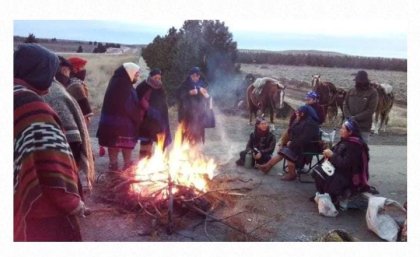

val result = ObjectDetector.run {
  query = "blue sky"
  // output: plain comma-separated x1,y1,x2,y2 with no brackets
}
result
14,20,406,59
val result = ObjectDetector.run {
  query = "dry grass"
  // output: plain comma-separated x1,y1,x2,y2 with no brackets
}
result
61,52,143,111
240,63,407,104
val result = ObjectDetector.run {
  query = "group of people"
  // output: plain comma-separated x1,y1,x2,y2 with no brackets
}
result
13,42,378,241
236,70,378,206
96,65,212,171
13,43,214,241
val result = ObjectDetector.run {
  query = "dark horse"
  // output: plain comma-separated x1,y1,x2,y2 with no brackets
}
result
311,74,346,122
247,77,286,124
371,83,394,134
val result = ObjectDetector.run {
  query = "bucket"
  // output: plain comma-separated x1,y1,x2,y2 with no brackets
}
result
244,151,254,168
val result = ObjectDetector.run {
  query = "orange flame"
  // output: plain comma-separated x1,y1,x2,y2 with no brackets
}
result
130,123,216,199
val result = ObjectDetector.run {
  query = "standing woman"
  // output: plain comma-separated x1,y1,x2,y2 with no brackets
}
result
96,62,142,171
177,67,210,144
136,68,172,159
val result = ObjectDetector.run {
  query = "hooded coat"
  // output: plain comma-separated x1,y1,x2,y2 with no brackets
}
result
96,65,142,149
14,44,82,241
177,77,208,144
136,77,172,148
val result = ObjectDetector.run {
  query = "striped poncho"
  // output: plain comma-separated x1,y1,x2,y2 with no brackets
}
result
14,82,82,241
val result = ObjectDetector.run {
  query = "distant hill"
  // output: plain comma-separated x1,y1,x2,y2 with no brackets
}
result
239,49,347,57
13,35,145,53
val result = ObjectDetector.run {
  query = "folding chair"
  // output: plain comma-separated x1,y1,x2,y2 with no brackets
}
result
282,129,336,183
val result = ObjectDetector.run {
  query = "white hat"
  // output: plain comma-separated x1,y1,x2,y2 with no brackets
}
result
123,62,140,82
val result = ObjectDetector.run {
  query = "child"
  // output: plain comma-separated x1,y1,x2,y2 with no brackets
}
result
236,117,276,167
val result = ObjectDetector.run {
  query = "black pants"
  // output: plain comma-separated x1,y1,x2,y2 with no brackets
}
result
239,150,271,165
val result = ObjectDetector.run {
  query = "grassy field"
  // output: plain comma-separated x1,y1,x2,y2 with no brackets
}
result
59,51,406,132
60,52,143,111
240,63,407,105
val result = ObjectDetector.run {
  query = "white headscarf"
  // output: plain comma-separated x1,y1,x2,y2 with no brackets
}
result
123,62,140,83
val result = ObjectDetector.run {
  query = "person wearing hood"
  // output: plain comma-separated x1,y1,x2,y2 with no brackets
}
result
177,66,210,144
235,116,276,167
343,70,378,143
67,56,94,126
135,68,172,159
96,62,142,171
14,44,86,241
257,105,320,181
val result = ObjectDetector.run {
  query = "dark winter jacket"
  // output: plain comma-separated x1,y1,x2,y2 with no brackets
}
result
329,136,370,192
343,85,378,132
313,136,370,201
246,130,276,156
287,115,320,167
177,77,208,143
136,78,172,148
289,103,324,125
96,65,142,149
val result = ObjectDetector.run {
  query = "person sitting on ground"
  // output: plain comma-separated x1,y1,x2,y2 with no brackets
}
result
256,105,320,181
236,116,276,167
312,118,372,206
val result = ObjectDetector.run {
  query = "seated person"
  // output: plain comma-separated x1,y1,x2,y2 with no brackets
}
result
257,105,320,181
312,118,372,205
279,91,324,147
236,117,276,167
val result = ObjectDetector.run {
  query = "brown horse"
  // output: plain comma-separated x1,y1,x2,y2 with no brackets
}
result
371,83,394,134
247,77,286,124
311,74,346,122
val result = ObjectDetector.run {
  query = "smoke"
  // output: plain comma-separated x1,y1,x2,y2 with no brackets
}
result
202,105,250,166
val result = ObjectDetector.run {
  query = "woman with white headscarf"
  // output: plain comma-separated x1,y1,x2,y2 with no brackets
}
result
96,62,142,171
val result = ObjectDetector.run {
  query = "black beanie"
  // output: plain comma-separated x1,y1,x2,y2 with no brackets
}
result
149,68,162,77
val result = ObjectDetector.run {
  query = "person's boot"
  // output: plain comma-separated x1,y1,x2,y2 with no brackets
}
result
280,169,297,181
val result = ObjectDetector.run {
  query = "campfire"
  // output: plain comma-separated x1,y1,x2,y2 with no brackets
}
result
99,123,219,234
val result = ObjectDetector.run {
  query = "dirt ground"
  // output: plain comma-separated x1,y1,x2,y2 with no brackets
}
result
80,100,407,242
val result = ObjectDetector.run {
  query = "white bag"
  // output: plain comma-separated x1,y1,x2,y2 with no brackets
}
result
365,195,406,241
321,159,335,176
314,192,338,217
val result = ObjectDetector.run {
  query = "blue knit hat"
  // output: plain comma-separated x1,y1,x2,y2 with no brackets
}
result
149,68,161,77
189,66,201,75
305,91,319,100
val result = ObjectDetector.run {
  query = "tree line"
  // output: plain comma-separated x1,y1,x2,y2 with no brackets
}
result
237,51,407,72
20,33,121,53
141,20,239,104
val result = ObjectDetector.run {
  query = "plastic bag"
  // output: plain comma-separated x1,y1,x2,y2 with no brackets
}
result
314,192,338,217
365,195,406,241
